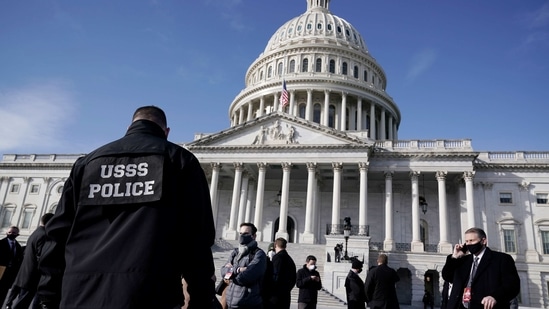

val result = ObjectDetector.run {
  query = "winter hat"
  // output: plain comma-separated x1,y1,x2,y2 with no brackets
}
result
351,258,363,269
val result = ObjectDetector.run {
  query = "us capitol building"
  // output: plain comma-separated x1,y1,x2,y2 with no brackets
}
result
1,0,548,307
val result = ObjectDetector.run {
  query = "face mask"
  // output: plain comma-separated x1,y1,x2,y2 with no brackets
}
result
239,234,253,245
6,234,17,240
466,241,484,255
357,269,363,274
307,265,316,271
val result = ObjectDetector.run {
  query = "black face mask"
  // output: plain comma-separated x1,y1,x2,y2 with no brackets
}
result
239,234,253,245
6,234,17,240
357,269,363,274
466,241,484,255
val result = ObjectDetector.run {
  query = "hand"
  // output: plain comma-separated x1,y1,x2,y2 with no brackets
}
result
238,267,247,273
481,296,496,309
452,244,466,258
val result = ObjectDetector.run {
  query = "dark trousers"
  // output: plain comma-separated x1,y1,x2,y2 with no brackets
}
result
347,300,366,309
5,286,41,309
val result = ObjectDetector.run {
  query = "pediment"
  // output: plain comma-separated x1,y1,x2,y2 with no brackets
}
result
186,112,369,148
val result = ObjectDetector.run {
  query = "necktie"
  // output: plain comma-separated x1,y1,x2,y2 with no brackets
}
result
463,257,479,308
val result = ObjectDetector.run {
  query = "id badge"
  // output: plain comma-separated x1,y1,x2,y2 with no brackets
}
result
463,287,472,302
224,272,233,280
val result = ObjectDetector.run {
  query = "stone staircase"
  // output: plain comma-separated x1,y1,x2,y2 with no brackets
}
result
212,239,346,307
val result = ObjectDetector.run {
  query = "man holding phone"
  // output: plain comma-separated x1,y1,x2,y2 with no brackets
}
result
441,227,520,309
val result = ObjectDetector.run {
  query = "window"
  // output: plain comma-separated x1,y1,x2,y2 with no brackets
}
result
327,24,332,31
277,62,283,76
268,66,272,78
307,23,312,30
21,208,34,229
536,193,548,205
353,66,359,78
329,60,335,73
328,105,336,128
30,184,40,194
542,231,549,254
260,71,263,80
289,60,295,73
503,229,516,253
342,62,348,75
1,207,13,228
317,23,322,30
364,70,368,81
499,192,513,204
9,184,20,194
315,58,322,72
313,104,321,124
302,58,308,72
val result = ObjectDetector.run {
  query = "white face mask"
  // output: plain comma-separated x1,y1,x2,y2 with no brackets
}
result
307,265,316,271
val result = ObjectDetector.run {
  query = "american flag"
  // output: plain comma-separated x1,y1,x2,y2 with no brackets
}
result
280,80,289,108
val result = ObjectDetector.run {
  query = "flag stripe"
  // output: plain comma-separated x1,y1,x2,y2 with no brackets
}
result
280,80,289,107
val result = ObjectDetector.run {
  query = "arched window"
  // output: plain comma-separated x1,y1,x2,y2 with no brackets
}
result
315,58,322,72
342,62,348,75
302,58,309,72
268,66,273,78
328,105,336,128
278,62,283,76
363,70,368,81
353,66,359,78
313,104,321,124
299,104,306,118
329,60,335,73
289,60,296,73
260,70,264,80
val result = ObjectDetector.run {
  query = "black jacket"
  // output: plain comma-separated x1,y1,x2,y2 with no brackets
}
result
296,264,322,304
364,264,400,309
13,225,47,290
345,270,366,305
38,120,216,309
271,249,297,303
441,247,520,309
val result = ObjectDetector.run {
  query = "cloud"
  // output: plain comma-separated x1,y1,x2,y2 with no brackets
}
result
0,82,77,154
405,49,437,82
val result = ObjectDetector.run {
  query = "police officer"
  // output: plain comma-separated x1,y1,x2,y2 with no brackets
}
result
37,106,216,309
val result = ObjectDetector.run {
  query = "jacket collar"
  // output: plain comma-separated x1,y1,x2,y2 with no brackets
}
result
125,120,167,139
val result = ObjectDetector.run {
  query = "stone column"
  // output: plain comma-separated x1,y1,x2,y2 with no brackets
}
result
380,109,386,140
254,163,268,241
323,90,330,126
226,163,243,240
357,98,363,131
289,90,296,116
383,171,394,251
209,163,222,226
273,92,279,113
237,173,249,230
302,162,317,243
245,179,254,222
437,171,452,252
411,171,423,252
341,92,347,131
306,89,313,121
238,108,244,125
358,162,369,235
330,163,343,234
464,171,475,228
370,103,376,139
259,97,265,117
276,162,292,240
388,116,393,140
247,101,253,121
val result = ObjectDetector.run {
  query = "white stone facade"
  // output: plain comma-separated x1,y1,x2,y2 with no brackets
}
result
1,1,549,307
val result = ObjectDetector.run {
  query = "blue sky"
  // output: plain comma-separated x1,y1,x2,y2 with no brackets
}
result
1,0,548,155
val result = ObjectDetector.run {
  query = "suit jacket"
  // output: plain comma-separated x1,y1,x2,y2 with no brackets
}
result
0,237,23,269
364,264,400,309
271,249,296,304
441,247,520,309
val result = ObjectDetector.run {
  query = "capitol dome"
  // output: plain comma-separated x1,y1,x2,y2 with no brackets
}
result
229,0,401,141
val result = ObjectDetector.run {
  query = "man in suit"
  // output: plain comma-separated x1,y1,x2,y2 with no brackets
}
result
364,253,400,309
442,227,520,309
269,237,296,309
345,258,366,309
0,226,23,306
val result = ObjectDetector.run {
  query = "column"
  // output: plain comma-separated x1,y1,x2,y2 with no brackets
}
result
302,162,317,243
238,108,244,125
273,92,279,112
357,98,363,131
259,96,265,117
254,163,268,241
245,180,254,222
209,163,222,226
289,90,296,117
380,109,386,140
323,90,330,126
226,163,243,240
464,171,475,228
437,171,452,253
247,101,253,121
276,162,292,240
237,173,249,225
305,89,313,121
410,172,423,252
341,92,347,131
383,171,394,251
358,162,369,235
388,116,394,140
370,103,376,139
330,163,342,234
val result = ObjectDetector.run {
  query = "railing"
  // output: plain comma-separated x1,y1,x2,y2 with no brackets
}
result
325,224,369,236
369,242,438,253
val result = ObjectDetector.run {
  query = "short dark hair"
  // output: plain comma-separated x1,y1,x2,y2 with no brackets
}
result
41,213,54,225
239,222,257,235
377,253,388,265
465,227,487,240
132,106,167,129
306,255,317,263
275,237,287,249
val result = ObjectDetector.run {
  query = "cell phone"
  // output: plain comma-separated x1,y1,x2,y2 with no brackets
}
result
460,243,468,253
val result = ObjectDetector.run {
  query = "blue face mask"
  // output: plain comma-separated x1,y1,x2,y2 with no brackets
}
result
239,234,253,245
